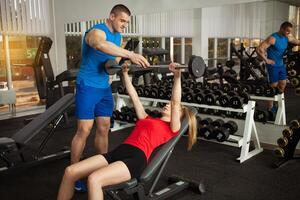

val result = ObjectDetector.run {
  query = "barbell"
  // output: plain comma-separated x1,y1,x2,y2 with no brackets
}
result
105,55,206,79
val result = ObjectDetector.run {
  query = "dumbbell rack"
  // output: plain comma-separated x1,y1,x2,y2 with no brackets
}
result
115,94,263,163
250,93,286,125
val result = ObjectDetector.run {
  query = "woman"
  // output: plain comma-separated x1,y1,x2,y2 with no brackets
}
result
57,63,197,200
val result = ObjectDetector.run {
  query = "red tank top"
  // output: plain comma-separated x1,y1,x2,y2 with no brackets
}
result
123,116,179,161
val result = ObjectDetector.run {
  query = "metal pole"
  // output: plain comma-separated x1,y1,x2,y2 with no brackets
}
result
4,34,13,90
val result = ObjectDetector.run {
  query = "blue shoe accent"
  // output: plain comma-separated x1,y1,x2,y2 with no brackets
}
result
75,180,87,193
271,106,278,113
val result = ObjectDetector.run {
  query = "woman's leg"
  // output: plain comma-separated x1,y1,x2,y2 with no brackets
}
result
87,161,131,200
57,154,109,200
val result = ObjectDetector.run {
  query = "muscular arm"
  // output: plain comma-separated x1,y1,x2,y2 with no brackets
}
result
169,65,181,132
288,36,300,46
86,29,149,67
86,29,132,58
122,70,147,120
256,36,275,63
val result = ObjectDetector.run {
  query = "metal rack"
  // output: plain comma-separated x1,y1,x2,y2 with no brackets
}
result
115,94,263,163
250,93,286,125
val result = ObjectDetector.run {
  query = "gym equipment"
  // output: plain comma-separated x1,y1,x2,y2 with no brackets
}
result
273,127,300,168
289,119,300,129
105,56,206,79
229,92,249,109
282,128,293,138
33,37,78,108
214,121,238,142
104,108,205,200
201,119,224,140
0,93,74,172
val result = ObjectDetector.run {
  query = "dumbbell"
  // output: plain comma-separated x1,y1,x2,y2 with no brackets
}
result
229,92,250,108
194,89,205,104
274,147,286,157
254,85,264,96
213,120,238,142
289,119,300,129
230,84,241,94
282,128,293,138
143,85,152,97
240,84,252,94
210,83,220,90
222,83,231,93
291,78,300,87
277,137,288,148
157,87,168,99
112,110,121,120
288,69,297,77
198,118,213,137
219,91,237,107
264,85,277,97
213,121,238,142
183,88,194,102
201,119,224,140
117,85,126,94
149,86,159,98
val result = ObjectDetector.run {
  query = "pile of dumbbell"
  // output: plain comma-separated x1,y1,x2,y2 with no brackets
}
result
113,106,162,123
197,117,238,142
286,50,300,96
274,119,300,158
113,106,137,123
254,109,275,122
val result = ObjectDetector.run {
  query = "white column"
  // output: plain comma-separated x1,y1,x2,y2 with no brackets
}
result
227,38,231,59
170,37,174,62
4,35,13,90
214,38,218,67
138,36,143,54
181,37,185,64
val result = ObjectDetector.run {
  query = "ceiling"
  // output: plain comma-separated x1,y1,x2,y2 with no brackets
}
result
279,0,300,7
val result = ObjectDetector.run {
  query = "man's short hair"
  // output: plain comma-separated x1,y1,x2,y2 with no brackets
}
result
280,21,293,29
110,4,131,16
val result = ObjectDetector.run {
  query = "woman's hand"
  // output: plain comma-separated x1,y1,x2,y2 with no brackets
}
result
169,63,181,78
122,63,130,75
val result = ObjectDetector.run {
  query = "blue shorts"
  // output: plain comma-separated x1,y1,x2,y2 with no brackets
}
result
75,82,114,119
266,65,286,84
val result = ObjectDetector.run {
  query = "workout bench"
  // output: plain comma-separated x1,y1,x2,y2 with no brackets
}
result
104,107,205,200
0,93,74,173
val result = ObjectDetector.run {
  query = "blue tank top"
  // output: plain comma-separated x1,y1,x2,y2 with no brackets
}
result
266,32,288,67
77,23,122,88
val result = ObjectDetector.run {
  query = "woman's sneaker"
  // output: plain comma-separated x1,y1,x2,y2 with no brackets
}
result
75,180,87,193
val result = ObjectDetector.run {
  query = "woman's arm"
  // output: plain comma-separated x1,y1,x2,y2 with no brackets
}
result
169,64,182,132
122,65,148,119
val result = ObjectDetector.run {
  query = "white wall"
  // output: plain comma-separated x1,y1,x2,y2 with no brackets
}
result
198,0,290,59
52,0,265,74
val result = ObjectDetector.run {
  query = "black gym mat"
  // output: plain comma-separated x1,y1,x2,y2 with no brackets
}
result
0,115,300,200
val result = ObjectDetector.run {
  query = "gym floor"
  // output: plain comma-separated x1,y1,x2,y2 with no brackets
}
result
0,87,299,200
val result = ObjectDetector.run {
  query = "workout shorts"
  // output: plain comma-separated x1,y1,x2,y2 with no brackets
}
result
103,144,147,179
75,81,114,119
266,64,287,84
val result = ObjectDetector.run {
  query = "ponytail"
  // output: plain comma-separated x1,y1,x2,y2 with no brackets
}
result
181,106,197,150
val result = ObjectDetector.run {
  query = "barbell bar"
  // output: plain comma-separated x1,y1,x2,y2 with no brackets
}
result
105,55,206,79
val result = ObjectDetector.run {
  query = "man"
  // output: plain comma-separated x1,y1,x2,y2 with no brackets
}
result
257,21,300,112
72,4,150,191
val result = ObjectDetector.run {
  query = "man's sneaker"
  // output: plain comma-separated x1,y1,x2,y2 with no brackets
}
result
271,106,278,114
75,180,87,193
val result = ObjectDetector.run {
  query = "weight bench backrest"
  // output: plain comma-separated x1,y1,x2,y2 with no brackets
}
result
139,107,197,183
12,93,75,146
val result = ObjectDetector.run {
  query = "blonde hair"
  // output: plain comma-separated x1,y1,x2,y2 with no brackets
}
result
181,106,197,150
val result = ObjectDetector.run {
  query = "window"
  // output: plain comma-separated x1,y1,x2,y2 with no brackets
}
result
208,38,215,67
0,35,41,111
185,38,192,64
173,38,182,63
217,38,228,64
65,36,82,69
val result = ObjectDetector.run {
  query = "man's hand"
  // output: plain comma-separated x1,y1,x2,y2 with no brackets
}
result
169,63,181,78
266,59,275,65
128,52,150,68
108,75,113,84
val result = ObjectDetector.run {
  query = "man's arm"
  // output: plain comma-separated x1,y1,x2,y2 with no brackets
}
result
86,29,149,67
288,35,300,46
122,65,148,120
256,36,276,65
169,64,181,133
